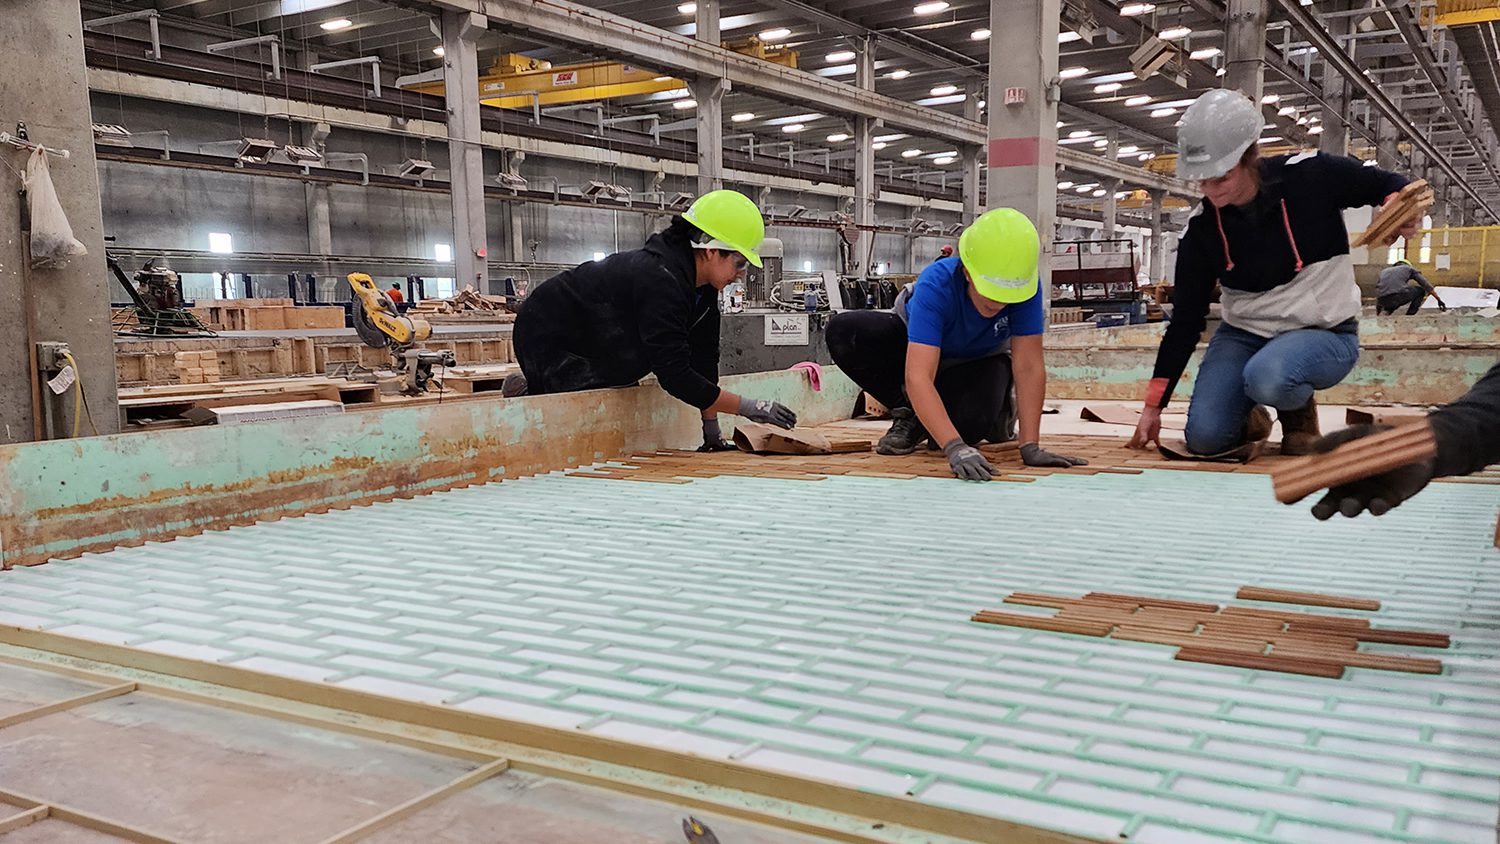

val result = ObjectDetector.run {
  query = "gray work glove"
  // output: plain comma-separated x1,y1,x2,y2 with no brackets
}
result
1303,424,1435,519
738,396,798,430
943,437,996,482
697,416,736,452
1020,442,1089,468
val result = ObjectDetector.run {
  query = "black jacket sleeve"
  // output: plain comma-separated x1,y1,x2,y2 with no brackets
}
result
1429,361,1500,478
632,263,721,410
1149,217,1217,407
687,289,722,389
1315,153,1408,209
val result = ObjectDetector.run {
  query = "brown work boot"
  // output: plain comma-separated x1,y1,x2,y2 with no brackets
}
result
1277,398,1321,456
1244,405,1273,443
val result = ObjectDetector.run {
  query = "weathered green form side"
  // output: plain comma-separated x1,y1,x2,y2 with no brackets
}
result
0,368,858,569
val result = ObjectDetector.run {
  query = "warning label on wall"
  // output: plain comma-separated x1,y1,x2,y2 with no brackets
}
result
764,314,810,346
552,71,578,86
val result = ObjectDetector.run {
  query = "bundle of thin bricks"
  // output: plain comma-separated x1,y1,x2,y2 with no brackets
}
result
1351,179,1434,247
972,586,1450,679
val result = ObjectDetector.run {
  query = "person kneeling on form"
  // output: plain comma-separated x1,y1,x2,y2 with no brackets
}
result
827,208,1086,481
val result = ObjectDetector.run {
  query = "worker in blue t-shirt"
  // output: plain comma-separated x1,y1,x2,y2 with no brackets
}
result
827,208,1086,480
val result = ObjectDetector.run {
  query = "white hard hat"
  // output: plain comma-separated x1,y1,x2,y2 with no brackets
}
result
1176,89,1263,181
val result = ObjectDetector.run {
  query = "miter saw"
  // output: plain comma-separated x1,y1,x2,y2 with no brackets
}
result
346,272,454,395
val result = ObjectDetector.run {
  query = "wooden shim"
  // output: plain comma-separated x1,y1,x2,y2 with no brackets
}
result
1265,646,1444,675
1219,606,1371,628
1108,628,1207,648
0,806,48,835
1002,593,1079,609
1268,634,1361,653
0,787,188,844
970,611,1113,637
1236,586,1381,612
1271,421,1437,503
0,681,136,730
1084,592,1220,613
1176,646,1345,678
1283,622,1450,648
314,757,511,844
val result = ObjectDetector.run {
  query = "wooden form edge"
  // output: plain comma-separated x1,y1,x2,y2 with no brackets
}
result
0,786,186,844
313,758,511,844
0,681,136,731
0,629,1108,844
0,805,49,836
1271,423,1437,503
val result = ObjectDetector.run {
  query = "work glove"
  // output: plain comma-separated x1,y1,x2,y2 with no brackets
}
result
1020,442,1089,467
1302,424,1435,520
697,416,736,452
943,437,996,482
738,396,798,430
1438,301,1448,312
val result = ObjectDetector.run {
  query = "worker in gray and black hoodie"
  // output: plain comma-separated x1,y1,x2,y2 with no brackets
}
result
1128,89,1418,457
1375,259,1446,316
506,190,798,448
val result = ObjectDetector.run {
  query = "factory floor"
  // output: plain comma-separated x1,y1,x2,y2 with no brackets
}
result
1,416,1497,843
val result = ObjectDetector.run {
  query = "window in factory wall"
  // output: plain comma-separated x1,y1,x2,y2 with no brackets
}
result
802,260,813,272
429,243,455,299
1420,215,1432,264
208,232,234,254
593,252,608,262
434,243,453,263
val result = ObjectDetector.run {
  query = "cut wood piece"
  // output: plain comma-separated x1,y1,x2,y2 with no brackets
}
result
1268,634,1361,653
1236,586,1381,612
1084,592,1221,613
1271,408,1437,503
970,610,1113,637
1080,404,1186,429
1352,179,1432,247
1176,646,1345,678
1220,606,1371,628
1265,646,1444,675
1282,622,1450,648
1109,628,1207,648
1002,592,1081,609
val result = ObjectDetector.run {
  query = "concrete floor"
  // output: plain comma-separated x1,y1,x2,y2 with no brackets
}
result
3,445,1497,843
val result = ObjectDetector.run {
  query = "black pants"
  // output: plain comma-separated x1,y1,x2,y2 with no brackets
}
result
826,310,1014,444
1376,287,1425,316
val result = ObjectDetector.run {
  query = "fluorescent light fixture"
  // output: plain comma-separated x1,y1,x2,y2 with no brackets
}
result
1068,130,1092,139
1125,95,1153,106
283,144,322,164
872,142,887,150
494,171,526,191
1059,66,1089,79
971,28,991,40
1057,181,1074,189
1297,116,1309,125
758,27,791,40
1278,106,1295,116
678,2,696,11
1120,3,1156,15
320,18,352,31
826,133,849,142
92,123,132,145
1309,125,1324,134
1093,139,1108,148
888,68,910,79
208,232,233,254
660,88,691,99
1094,82,1122,93
1092,72,1138,83
1117,144,1138,154
1189,46,1222,60
1057,121,1067,128
1259,136,1282,144
673,99,697,109
782,123,805,133
1217,67,1226,76
1261,93,1279,104
930,84,958,96
432,46,445,56
1139,152,1153,160
1150,107,1178,117
873,133,908,142
901,148,922,158
435,243,452,262
1092,189,1107,197
826,50,855,62
1076,186,1092,194
1159,26,1191,40
398,158,435,179
1059,31,1081,43
932,156,955,165
913,0,950,13
977,100,985,109
731,112,755,122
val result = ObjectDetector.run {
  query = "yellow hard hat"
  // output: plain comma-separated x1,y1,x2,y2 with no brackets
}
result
683,190,766,268
958,208,1040,303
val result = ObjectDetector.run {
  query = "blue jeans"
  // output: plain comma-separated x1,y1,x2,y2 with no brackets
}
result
1184,323,1359,454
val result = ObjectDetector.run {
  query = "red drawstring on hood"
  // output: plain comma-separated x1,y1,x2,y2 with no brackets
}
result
1213,198,1304,275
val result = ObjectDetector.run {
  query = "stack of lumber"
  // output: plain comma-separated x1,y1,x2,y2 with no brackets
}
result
971,587,1449,678
190,299,345,331
409,287,517,324
1352,179,1433,247
1049,306,1085,326
173,350,221,384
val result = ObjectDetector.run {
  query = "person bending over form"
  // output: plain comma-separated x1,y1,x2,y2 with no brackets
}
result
1129,89,1418,457
828,208,1086,481
1374,259,1446,316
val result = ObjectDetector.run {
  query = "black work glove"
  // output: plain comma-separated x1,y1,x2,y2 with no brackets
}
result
1304,424,1436,520
1438,301,1448,312
737,397,798,430
697,416,736,452
943,437,996,481
1020,442,1089,467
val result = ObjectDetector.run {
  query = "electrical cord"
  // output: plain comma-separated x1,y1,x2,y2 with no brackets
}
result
58,351,99,437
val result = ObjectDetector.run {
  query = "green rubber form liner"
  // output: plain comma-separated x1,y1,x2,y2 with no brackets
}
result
2,467,1497,842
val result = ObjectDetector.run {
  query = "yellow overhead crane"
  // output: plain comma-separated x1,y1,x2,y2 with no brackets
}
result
1429,0,1500,26
408,39,798,109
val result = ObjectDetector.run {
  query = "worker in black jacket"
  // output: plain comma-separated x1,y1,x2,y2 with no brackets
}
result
1128,89,1417,458
1294,360,1500,518
506,190,797,449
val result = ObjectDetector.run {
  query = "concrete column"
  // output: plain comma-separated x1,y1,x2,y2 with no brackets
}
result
1149,190,1166,282
692,0,725,196
853,36,878,273
960,82,982,226
985,0,1060,259
1376,116,1400,170
1101,130,1120,240
0,0,121,441
1319,1,1351,156
1224,0,1269,103
442,11,489,291
299,123,332,255
508,202,526,262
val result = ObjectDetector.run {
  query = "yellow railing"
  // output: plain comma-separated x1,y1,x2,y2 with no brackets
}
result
1369,226,1498,288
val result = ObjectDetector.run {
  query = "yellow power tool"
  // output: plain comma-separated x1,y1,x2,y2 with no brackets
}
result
346,272,453,394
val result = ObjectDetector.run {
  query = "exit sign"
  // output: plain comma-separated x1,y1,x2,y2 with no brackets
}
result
1004,86,1027,105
